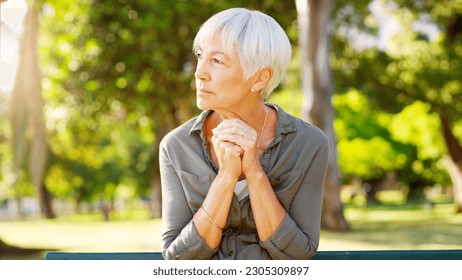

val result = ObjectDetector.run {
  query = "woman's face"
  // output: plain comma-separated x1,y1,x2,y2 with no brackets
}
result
194,33,254,112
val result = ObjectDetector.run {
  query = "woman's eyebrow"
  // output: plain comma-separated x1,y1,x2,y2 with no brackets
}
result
197,46,229,57
210,51,229,58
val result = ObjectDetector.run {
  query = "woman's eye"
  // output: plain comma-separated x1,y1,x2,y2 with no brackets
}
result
195,52,202,59
213,57,222,64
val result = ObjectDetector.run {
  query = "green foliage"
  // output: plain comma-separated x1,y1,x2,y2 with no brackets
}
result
338,137,401,180
334,90,407,180
389,101,445,160
390,101,450,186
334,89,391,140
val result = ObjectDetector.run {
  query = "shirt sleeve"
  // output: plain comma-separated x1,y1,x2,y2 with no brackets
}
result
160,140,218,260
260,140,329,259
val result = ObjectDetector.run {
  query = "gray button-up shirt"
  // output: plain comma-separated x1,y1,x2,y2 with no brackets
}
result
160,103,329,259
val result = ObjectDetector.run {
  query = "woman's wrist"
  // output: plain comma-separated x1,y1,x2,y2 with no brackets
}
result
243,156,265,177
244,167,266,182
200,206,224,230
217,167,240,180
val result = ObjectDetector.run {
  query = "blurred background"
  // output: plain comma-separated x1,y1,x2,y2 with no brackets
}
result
0,0,461,259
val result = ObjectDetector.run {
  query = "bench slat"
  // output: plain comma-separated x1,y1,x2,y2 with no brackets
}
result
45,250,462,260
313,250,462,260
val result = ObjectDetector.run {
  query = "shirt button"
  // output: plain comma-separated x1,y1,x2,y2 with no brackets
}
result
264,153,270,159
228,251,234,256
232,209,239,216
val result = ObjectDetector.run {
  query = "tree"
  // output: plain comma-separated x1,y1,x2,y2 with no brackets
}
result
332,0,462,211
295,0,349,231
384,0,462,209
8,0,54,218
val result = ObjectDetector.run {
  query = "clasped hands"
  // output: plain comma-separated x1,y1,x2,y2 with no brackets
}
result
211,118,262,179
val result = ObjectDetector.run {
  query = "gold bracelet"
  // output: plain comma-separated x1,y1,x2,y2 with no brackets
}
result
200,206,223,230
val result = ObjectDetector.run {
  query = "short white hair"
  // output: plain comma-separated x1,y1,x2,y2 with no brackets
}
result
193,8,292,99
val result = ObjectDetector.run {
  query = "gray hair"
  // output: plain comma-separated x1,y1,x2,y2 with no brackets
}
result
193,8,292,99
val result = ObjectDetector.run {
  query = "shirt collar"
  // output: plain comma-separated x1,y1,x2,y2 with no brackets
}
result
189,110,212,135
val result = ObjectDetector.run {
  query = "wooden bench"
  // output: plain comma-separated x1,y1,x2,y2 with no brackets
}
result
45,249,462,260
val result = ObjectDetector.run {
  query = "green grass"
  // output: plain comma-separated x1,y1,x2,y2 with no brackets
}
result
0,211,162,254
1,201,461,259
319,202,462,251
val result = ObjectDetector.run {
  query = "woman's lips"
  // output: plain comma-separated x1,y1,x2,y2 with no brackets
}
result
197,88,214,95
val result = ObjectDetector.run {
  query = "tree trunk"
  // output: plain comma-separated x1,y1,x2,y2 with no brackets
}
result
407,179,427,203
10,1,54,218
440,115,462,213
296,0,349,231
39,181,55,219
9,3,28,218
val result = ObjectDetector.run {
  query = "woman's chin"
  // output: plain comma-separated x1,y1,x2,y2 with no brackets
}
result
196,99,212,111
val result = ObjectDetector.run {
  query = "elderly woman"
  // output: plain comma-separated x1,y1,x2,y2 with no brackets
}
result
160,8,329,260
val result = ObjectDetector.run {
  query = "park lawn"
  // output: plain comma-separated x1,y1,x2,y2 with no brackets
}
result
0,210,163,254
319,203,462,251
0,202,461,257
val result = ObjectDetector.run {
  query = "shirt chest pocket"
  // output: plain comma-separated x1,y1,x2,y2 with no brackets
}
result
178,170,216,210
268,170,304,212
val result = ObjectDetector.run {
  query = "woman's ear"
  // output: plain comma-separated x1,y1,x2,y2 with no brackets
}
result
252,67,273,92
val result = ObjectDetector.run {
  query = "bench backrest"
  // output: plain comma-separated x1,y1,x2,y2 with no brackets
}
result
45,250,462,260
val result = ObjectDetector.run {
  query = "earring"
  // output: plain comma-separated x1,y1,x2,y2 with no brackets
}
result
251,88,255,92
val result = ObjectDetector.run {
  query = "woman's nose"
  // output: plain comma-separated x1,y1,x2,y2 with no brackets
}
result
194,60,210,81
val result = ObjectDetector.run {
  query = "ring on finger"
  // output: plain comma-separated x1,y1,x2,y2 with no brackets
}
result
240,128,247,138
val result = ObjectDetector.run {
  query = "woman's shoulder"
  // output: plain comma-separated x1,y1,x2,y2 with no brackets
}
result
159,117,199,149
293,117,328,144
160,110,212,150
273,103,328,145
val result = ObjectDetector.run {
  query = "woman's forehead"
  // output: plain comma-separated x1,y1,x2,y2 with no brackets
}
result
196,32,236,56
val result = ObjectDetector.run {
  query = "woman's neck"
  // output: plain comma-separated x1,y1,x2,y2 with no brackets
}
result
215,102,269,132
